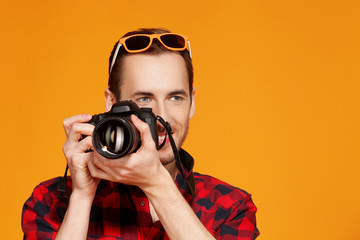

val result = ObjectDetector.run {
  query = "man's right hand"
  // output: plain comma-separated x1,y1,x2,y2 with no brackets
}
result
62,114,100,199
55,114,99,239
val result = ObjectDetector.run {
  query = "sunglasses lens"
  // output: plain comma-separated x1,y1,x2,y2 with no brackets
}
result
160,34,186,49
125,36,151,51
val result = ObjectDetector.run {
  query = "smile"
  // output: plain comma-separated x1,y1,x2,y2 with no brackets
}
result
158,132,172,146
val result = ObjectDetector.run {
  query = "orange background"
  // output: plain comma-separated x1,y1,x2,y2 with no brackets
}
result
1,1,359,239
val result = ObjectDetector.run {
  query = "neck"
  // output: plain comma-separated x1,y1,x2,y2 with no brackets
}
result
164,161,179,180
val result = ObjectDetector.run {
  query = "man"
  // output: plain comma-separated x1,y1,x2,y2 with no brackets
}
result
22,28,259,239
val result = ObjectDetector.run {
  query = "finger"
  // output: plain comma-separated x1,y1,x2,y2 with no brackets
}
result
63,137,93,161
74,135,93,153
92,150,131,168
87,159,106,179
75,151,93,166
63,114,92,137
65,151,93,174
89,156,122,181
67,122,94,144
131,114,156,149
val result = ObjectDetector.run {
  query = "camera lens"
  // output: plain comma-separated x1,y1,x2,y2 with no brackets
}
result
93,117,140,158
103,124,124,153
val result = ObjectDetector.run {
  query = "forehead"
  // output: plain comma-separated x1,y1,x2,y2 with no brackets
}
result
120,53,189,95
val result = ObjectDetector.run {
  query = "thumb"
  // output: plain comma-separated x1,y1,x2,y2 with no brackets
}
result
131,114,156,149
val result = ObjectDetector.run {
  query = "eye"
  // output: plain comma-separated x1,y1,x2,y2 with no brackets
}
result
138,97,150,102
170,96,183,101
135,96,152,106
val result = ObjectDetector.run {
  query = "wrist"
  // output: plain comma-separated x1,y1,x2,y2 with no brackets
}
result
70,188,96,204
56,186,94,240
141,167,177,199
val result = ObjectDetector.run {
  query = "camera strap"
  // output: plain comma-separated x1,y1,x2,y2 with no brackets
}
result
57,164,69,199
156,116,195,197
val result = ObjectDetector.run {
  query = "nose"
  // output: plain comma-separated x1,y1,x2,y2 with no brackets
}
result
152,101,169,121
151,102,170,130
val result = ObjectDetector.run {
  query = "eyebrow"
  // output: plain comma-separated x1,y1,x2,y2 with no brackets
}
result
131,89,188,98
168,89,188,96
132,91,154,97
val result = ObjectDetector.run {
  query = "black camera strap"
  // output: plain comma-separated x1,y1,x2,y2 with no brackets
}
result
57,164,69,198
156,116,195,197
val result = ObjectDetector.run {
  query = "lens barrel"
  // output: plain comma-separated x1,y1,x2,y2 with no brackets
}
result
92,117,140,159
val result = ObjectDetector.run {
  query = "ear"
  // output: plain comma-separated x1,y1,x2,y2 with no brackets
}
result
105,88,117,112
189,87,196,119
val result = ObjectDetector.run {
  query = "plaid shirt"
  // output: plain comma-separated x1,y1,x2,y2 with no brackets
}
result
22,149,259,239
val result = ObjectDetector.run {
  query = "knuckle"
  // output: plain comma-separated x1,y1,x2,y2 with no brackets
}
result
62,149,72,161
103,160,111,167
72,122,81,130
139,122,150,132
143,122,150,130
62,143,70,155
89,167,97,177
62,118,69,127
62,145,67,154
83,135,92,144
69,123,82,136
115,173,122,182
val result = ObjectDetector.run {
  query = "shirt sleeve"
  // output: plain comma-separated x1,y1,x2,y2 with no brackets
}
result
22,180,66,240
213,194,260,240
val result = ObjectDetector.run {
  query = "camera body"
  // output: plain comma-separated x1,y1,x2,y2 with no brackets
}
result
88,100,159,159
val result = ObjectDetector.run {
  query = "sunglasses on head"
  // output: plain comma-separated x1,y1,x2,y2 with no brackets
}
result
110,33,191,73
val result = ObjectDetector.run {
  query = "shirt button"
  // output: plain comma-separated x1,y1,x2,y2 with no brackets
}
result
140,201,145,206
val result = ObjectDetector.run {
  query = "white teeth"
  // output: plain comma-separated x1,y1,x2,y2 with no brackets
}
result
158,135,166,144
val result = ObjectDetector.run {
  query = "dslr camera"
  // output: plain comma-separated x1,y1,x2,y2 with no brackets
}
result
88,100,159,159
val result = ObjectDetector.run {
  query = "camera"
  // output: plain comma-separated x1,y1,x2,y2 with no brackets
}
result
87,100,159,159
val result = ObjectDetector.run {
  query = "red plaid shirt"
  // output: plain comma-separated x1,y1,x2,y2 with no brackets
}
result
22,149,259,239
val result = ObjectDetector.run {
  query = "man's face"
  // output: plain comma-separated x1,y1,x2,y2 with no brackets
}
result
112,53,195,166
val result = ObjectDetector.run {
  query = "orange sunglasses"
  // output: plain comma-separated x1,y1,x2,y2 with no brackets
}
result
110,33,191,73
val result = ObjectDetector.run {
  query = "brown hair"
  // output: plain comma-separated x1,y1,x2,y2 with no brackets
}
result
108,28,193,100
